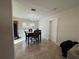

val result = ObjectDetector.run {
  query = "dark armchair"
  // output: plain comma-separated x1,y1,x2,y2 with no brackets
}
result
60,40,79,57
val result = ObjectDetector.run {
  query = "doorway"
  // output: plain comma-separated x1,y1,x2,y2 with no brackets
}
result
49,19,58,44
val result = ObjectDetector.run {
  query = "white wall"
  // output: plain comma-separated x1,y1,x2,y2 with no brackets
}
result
12,0,26,18
39,19,49,40
54,6,79,45
0,0,14,59
39,6,79,45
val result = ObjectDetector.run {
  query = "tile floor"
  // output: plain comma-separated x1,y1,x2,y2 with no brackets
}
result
14,40,66,59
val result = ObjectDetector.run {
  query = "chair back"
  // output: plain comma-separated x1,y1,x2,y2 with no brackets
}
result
33,29,41,37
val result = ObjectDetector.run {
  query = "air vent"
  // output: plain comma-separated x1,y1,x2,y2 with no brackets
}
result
52,8,57,11
31,8,36,11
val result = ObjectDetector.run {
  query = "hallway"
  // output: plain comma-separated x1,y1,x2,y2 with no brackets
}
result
14,40,65,59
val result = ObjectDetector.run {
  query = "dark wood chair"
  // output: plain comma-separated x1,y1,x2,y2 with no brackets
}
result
24,31,35,44
33,29,41,43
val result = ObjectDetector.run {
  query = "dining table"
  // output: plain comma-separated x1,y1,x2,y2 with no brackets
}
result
24,31,41,45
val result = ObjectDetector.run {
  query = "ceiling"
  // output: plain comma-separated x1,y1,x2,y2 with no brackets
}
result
12,0,79,21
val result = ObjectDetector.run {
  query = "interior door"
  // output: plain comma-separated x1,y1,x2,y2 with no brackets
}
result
49,19,57,43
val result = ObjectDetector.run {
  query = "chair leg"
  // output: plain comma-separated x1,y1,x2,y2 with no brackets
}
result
28,37,29,45
25,37,27,42
40,35,41,43
30,37,33,43
35,38,39,43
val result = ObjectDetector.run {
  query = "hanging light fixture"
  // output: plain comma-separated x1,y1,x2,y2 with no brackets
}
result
27,8,40,21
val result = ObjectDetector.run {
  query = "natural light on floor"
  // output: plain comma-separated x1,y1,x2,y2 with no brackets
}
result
14,39,24,44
